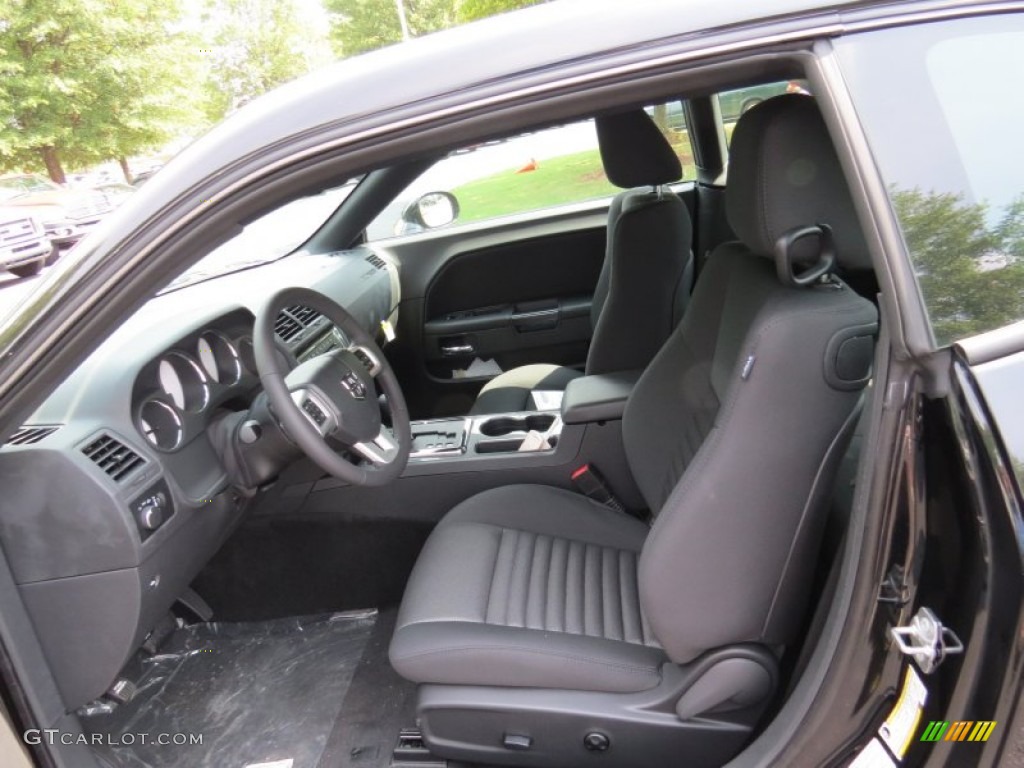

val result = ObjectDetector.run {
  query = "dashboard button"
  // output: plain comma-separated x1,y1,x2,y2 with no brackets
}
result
137,500,164,531
131,480,174,540
302,398,328,426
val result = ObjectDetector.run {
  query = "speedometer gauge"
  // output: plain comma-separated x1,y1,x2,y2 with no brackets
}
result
139,399,183,451
157,353,209,412
197,332,241,385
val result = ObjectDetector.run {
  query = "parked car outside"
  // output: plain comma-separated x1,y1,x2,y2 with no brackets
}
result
0,209,54,277
129,167,162,187
0,174,130,253
718,80,809,121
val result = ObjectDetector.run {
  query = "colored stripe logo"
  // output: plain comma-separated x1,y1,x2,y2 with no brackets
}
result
920,721,996,742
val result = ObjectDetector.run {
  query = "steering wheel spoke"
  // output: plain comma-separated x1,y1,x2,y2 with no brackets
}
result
347,344,383,377
352,427,400,466
255,287,411,486
290,388,336,437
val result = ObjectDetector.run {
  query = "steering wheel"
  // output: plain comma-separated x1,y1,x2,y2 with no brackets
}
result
254,286,411,486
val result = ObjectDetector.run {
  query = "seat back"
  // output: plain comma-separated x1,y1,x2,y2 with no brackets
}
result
586,110,694,375
623,95,878,664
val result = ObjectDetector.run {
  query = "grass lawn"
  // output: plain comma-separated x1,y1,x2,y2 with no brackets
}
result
450,135,696,224
451,149,616,223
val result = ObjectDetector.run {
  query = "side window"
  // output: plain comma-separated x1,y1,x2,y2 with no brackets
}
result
365,102,695,240
836,16,1024,346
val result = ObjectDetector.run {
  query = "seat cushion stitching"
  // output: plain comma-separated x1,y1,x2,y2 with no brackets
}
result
618,549,633,643
519,530,536,627
540,534,552,631
483,528,506,624
563,538,572,634
506,529,523,626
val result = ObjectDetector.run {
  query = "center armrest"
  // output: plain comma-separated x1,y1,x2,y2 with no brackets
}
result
560,370,643,425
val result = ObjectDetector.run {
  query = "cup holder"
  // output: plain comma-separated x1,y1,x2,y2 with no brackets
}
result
475,434,558,454
479,413,556,437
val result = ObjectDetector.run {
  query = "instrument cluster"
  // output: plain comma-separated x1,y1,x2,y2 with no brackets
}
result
132,310,260,452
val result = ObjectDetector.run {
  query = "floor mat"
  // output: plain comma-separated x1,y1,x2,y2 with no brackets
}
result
318,608,418,768
84,611,377,768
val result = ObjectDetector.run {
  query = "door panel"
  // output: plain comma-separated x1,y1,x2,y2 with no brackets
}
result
380,206,607,418
422,229,604,371
380,190,697,419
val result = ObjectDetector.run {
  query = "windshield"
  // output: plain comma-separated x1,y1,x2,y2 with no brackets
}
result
163,181,357,292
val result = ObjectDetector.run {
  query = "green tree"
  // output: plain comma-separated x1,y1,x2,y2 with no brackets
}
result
892,188,1024,343
324,0,550,58
995,195,1024,262
199,0,334,123
456,0,543,23
0,0,197,182
325,0,457,58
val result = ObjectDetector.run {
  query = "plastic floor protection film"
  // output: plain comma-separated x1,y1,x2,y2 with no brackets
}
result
83,610,377,768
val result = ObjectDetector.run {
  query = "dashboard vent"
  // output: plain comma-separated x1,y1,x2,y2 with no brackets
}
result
365,253,386,270
82,434,145,482
275,305,323,343
6,425,60,446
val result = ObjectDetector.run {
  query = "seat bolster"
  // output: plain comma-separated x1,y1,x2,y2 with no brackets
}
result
390,621,665,693
470,364,583,415
440,484,649,549
397,517,503,628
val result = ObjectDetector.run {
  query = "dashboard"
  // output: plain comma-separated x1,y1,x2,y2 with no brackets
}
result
132,308,350,454
0,246,398,711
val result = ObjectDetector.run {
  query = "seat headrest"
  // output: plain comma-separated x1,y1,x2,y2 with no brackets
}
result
725,94,871,271
596,109,683,189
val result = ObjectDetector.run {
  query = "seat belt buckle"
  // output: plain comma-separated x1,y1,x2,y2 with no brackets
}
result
571,463,625,513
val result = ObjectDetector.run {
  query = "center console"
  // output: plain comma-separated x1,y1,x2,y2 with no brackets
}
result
297,369,648,525
404,370,642,481
410,411,563,460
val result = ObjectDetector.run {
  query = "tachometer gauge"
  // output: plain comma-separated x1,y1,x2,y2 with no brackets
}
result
197,332,241,385
157,353,209,412
139,399,184,451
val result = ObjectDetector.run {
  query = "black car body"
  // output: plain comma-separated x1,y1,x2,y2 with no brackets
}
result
0,1,1021,767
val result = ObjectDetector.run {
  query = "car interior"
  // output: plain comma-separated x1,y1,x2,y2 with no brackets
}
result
0,57,884,768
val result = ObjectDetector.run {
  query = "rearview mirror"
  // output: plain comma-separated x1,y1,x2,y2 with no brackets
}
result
398,191,460,234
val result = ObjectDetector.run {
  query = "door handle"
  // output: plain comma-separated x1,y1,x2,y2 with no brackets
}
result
441,343,475,357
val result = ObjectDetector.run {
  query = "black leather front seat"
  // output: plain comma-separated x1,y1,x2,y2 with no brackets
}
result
470,108,694,415
391,95,878,767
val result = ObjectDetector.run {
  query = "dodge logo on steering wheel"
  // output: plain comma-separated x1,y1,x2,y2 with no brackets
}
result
340,371,367,400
